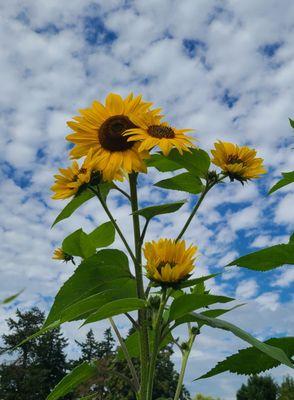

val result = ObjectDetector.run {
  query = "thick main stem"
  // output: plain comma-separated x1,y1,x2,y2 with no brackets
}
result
129,173,149,400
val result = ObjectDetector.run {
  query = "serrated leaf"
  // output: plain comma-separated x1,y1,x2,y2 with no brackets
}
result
146,153,182,172
83,298,146,325
47,362,97,400
0,289,24,305
45,250,131,326
196,337,294,380
52,190,95,227
190,312,294,369
155,172,204,194
133,200,186,220
88,221,115,249
228,242,294,270
169,294,234,321
269,171,294,194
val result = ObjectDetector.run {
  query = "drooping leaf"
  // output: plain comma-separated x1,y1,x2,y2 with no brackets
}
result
155,173,204,194
146,153,182,172
190,312,294,369
83,298,147,325
88,221,115,249
45,250,131,326
46,362,97,400
52,190,95,227
133,200,186,220
196,337,294,380
269,171,294,194
0,289,24,305
228,242,294,271
168,294,234,321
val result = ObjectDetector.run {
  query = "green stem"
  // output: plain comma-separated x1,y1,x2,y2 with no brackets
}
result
176,182,213,242
173,331,196,400
90,186,137,266
109,317,140,393
112,183,131,201
129,173,149,400
146,288,168,400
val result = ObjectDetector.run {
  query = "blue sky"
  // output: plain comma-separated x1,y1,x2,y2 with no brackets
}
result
0,1,293,398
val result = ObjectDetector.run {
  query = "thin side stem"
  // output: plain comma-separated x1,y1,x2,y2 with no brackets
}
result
129,173,149,400
109,317,140,393
90,186,137,265
173,331,197,400
139,219,150,245
113,183,131,201
176,182,213,242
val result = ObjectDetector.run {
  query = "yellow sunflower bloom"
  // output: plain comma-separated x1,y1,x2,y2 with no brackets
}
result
143,238,197,284
124,111,195,156
51,149,105,200
211,141,266,182
66,93,161,181
52,248,73,262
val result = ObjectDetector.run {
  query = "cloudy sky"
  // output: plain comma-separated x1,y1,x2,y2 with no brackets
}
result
0,0,294,398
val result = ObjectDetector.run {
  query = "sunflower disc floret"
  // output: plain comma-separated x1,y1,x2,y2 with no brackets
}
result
143,238,197,284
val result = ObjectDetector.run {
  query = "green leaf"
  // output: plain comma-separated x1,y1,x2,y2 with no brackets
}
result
190,312,294,369
47,362,97,400
52,190,95,228
289,118,294,129
88,221,115,249
0,289,24,305
169,294,234,321
83,298,147,325
196,337,294,380
166,148,211,178
146,153,182,172
62,229,95,258
79,394,98,400
228,243,294,271
171,304,244,330
289,233,294,243
155,172,204,194
177,274,219,289
45,250,131,326
269,171,294,194
133,200,186,220
61,280,137,322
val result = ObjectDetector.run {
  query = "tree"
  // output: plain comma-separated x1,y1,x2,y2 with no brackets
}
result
75,328,114,362
0,307,70,400
237,375,278,400
194,394,221,400
278,375,294,400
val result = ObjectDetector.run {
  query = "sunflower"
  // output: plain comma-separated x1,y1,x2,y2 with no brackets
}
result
211,141,266,182
52,248,73,262
51,149,105,200
66,93,161,181
143,238,197,284
124,111,194,156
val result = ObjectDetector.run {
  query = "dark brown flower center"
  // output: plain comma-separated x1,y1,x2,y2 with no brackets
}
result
227,155,243,165
147,125,175,139
98,115,137,152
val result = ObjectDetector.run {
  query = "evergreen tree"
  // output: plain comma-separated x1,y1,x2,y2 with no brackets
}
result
278,376,294,400
0,307,70,400
237,375,278,400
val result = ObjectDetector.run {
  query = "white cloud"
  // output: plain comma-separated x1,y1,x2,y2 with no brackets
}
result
255,292,280,311
235,279,259,299
272,268,294,287
275,193,294,226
